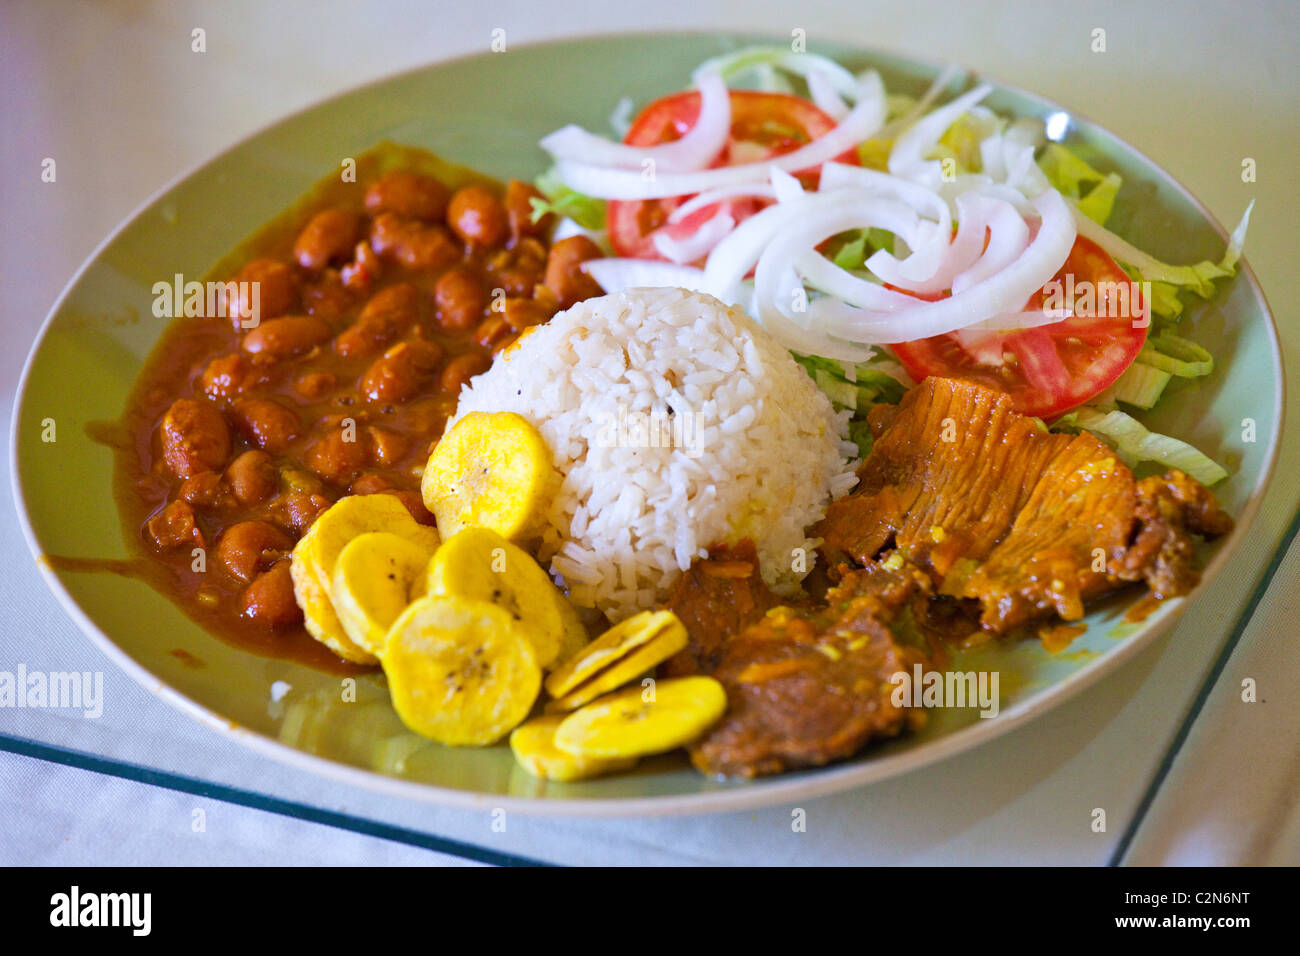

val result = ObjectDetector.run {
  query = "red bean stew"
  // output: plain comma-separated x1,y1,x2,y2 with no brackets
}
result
117,144,604,671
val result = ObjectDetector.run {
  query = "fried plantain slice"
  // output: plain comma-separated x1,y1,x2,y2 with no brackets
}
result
545,620,689,712
332,531,437,656
543,610,684,700
420,411,555,541
426,526,565,669
553,591,592,663
554,676,727,759
290,534,375,664
509,715,637,782
290,494,440,664
382,595,541,746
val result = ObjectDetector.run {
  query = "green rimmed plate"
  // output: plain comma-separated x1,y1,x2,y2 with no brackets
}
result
11,33,1283,815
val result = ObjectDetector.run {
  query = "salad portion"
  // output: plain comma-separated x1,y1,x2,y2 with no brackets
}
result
531,46,1252,484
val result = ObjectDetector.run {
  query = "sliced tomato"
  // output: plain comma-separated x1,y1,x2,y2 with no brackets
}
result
889,236,1147,419
607,90,857,261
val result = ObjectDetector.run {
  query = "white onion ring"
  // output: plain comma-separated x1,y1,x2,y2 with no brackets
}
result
539,71,731,174
950,197,1029,293
550,72,886,200
807,68,849,120
888,83,993,183
819,188,1076,343
652,210,736,264
667,183,776,224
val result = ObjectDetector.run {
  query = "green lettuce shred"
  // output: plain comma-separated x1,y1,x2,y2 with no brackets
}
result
531,167,606,230
1072,407,1229,486
1037,143,1123,225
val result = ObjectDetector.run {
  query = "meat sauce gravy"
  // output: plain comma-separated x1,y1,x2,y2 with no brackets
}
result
112,144,603,672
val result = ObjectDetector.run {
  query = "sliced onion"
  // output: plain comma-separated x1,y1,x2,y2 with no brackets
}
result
695,47,861,100
966,307,1072,331
702,189,876,303
795,249,920,310
876,192,986,294
652,210,736,264
888,83,993,182
950,197,1029,293
820,164,954,284
770,167,806,203
875,63,966,140
667,183,776,224
550,72,886,201
819,188,1076,343
540,71,731,174
751,199,929,359
807,68,849,120
581,258,711,296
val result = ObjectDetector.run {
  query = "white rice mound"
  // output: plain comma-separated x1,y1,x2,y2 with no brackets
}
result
448,288,859,621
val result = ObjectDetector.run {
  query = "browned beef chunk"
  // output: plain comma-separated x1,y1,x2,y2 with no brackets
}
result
816,378,1232,633
687,559,929,778
661,540,781,677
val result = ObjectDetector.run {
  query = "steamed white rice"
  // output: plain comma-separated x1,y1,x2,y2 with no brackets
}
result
448,288,858,620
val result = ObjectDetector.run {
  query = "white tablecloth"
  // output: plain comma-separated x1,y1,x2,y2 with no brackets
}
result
2,0,1297,865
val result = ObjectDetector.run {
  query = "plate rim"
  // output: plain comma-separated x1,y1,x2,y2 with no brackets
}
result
10,31,1287,817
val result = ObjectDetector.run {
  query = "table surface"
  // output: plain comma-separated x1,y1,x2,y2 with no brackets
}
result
1,0,1297,866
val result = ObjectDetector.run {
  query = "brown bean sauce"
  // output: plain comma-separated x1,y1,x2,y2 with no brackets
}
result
104,144,597,673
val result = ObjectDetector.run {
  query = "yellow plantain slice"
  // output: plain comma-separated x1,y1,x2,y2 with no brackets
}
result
309,494,440,577
420,411,555,541
426,526,565,669
382,595,541,746
290,494,440,664
332,532,438,657
290,535,375,665
554,676,727,760
543,610,684,700
509,715,637,782
546,621,689,712
553,593,592,664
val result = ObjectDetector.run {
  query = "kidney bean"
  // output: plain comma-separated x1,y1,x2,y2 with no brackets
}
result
160,398,231,479
350,473,391,495
505,180,550,244
474,315,513,349
295,371,336,400
231,398,300,452
438,352,491,394
434,267,488,333
544,235,604,308
447,184,508,248
241,315,332,359
305,428,370,486
341,240,382,292
502,296,553,332
300,271,355,319
224,450,278,506
364,170,451,221
294,209,362,271
334,281,420,356
146,500,205,550
369,214,461,271
215,520,292,582
229,258,297,328
241,562,303,627
178,471,233,510
199,353,251,403
275,491,333,535
366,426,409,467
360,340,443,404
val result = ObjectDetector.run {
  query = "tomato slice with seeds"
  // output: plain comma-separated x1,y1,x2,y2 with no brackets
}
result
890,236,1147,419
607,90,857,261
